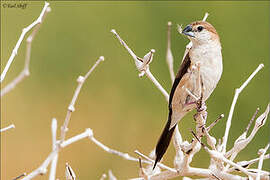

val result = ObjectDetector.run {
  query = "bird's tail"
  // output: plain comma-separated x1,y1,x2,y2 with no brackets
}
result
153,110,176,169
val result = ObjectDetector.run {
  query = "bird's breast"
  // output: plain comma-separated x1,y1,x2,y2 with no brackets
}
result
189,44,223,101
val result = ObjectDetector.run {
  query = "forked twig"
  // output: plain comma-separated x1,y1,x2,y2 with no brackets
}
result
1,2,50,83
221,64,264,153
1,4,51,97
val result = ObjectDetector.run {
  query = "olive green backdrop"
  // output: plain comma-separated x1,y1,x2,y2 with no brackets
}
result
1,1,269,179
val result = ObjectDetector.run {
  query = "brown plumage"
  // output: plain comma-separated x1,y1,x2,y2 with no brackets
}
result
153,21,223,169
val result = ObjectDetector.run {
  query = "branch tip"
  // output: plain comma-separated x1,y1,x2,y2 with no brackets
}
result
99,56,105,61
259,63,264,68
111,29,116,34
46,7,52,12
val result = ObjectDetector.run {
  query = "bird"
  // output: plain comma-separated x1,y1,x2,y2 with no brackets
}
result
153,21,223,169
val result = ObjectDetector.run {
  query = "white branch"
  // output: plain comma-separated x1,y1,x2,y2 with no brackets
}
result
108,170,117,180
111,29,169,101
61,128,93,148
89,131,153,166
60,56,104,142
0,124,15,132
1,5,51,97
166,21,175,82
49,118,58,180
99,173,107,180
21,57,104,180
206,148,255,178
0,2,50,83
228,154,270,172
221,64,264,153
256,143,270,180
21,129,92,180
224,104,269,170
202,12,209,21
134,150,176,172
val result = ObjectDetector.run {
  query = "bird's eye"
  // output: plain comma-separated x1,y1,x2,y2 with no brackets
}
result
197,26,204,32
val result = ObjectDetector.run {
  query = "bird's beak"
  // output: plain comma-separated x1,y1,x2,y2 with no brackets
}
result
182,25,195,38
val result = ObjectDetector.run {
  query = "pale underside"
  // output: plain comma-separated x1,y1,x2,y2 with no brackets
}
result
170,42,223,129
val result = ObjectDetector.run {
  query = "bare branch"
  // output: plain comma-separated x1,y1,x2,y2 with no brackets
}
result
89,131,152,165
205,148,256,178
60,56,104,142
138,158,149,179
108,170,117,180
166,21,175,82
99,173,107,180
207,114,224,131
13,173,27,180
225,104,269,160
1,2,50,83
245,107,259,133
256,143,270,180
111,29,169,101
202,12,209,21
221,64,264,153
227,154,270,172
0,124,15,133
21,129,92,180
134,150,176,172
49,118,58,180
1,5,51,97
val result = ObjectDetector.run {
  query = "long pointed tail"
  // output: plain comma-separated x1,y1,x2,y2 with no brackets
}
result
153,110,176,169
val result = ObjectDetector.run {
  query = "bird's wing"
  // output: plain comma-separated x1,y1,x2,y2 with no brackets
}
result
153,48,192,169
169,47,191,106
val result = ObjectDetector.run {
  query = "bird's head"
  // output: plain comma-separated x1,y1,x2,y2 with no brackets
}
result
182,21,220,45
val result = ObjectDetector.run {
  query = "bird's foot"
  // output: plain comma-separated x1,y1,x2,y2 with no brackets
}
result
197,102,207,112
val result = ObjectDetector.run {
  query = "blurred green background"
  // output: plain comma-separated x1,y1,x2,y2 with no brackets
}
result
1,1,269,179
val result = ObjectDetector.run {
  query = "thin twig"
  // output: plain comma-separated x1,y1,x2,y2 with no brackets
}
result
207,114,224,131
202,12,209,21
60,56,104,142
134,150,176,172
166,21,175,82
221,64,264,153
108,170,117,180
225,103,269,160
227,154,270,172
21,129,92,180
0,124,15,132
111,29,169,101
256,143,270,180
245,107,259,133
205,148,256,178
13,173,27,180
99,173,107,180
1,2,50,83
49,118,58,180
1,5,51,97
89,133,152,165
138,158,149,179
